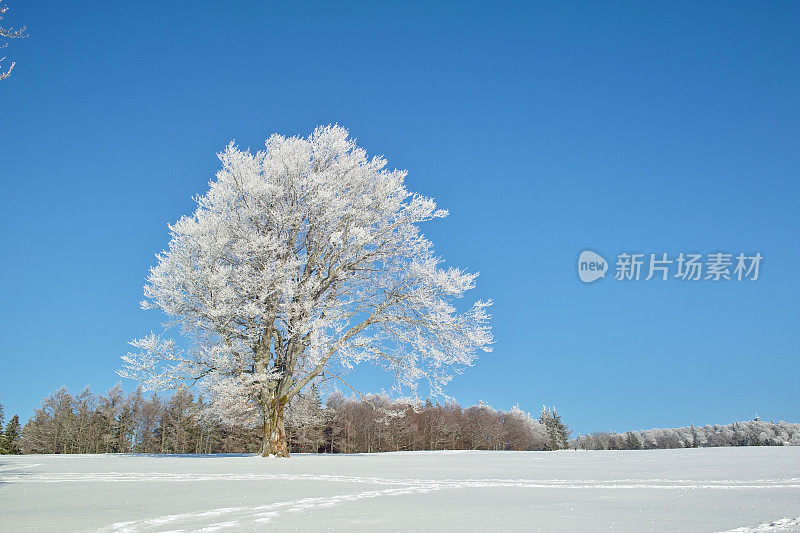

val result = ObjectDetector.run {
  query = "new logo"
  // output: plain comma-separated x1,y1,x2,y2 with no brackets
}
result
578,250,607,283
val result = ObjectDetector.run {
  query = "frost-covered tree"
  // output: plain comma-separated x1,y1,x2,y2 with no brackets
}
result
286,384,325,453
120,125,493,456
505,405,549,451
0,399,5,454
624,431,641,450
539,406,569,450
0,0,27,81
575,418,800,450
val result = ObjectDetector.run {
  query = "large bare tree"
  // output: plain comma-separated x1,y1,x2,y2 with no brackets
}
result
120,125,493,456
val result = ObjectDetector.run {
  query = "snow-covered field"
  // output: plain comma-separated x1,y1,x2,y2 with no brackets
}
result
1,448,798,532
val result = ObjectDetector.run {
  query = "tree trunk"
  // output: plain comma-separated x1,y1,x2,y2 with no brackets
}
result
261,400,290,457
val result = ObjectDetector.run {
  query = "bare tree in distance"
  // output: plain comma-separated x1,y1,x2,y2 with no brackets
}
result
0,0,27,81
120,125,493,457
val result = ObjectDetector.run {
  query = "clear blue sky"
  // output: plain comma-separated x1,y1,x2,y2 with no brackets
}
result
1,1,798,435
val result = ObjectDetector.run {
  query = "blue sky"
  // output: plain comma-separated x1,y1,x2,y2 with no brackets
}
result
1,1,798,435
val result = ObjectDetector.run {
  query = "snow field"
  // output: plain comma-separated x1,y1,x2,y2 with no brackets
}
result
1,447,798,532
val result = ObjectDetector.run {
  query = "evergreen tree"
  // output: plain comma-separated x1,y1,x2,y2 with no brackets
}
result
690,425,700,448
4,415,22,454
550,408,569,449
539,406,569,450
539,406,556,450
625,431,641,450
288,383,325,453
539,406,552,449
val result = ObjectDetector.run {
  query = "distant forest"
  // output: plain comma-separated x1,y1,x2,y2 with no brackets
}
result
575,419,800,450
1,386,797,455
0,385,568,455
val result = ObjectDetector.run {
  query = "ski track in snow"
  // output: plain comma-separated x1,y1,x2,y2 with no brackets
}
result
12,472,780,532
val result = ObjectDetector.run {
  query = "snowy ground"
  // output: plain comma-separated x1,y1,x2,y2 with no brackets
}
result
1,448,798,532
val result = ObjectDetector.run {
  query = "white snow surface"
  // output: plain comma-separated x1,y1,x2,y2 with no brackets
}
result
1,447,798,532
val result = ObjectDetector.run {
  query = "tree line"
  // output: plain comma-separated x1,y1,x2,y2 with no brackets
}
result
8,386,797,455
575,419,800,450
4,385,570,455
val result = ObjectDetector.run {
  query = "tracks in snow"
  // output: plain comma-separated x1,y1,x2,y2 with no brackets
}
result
3,471,799,488
4,469,798,531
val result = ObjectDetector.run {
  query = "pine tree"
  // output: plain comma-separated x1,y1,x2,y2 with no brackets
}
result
539,406,569,450
550,408,569,449
690,425,700,448
539,406,556,450
4,415,21,454
624,431,641,450
306,384,325,451
287,384,325,453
